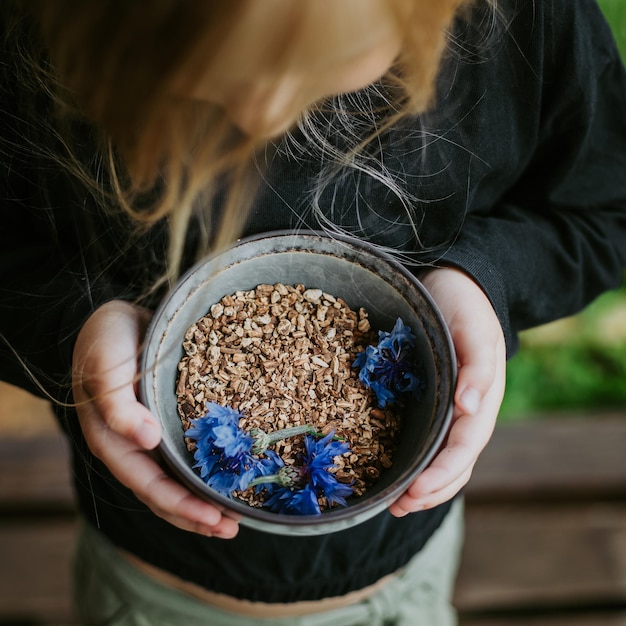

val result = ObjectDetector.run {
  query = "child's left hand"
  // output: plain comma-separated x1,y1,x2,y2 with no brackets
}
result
389,267,506,516
72,300,240,539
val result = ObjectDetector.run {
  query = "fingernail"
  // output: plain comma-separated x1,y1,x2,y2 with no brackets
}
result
212,529,233,540
136,419,161,449
460,388,481,415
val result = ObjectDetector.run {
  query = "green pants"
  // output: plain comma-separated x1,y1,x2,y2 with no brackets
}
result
73,499,463,626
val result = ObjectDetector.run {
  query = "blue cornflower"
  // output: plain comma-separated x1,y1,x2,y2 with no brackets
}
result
185,403,317,498
185,403,261,495
353,317,423,408
264,482,321,516
258,433,354,515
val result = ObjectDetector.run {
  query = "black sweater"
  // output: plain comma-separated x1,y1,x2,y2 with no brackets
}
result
1,0,626,602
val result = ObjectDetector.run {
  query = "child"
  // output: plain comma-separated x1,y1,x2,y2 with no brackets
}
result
1,1,625,624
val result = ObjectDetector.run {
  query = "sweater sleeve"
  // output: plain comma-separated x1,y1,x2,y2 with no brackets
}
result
435,0,626,356
0,8,174,401
0,166,129,400
0,90,146,400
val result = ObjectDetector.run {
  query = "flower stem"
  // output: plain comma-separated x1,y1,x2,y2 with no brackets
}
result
250,424,315,454
269,425,316,441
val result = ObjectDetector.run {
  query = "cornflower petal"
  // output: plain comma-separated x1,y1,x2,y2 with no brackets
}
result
185,403,261,496
211,423,256,458
255,432,353,515
184,418,215,447
353,318,424,407
185,404,323,499
203,402,243,426
264,484,321,515
252,451,284,494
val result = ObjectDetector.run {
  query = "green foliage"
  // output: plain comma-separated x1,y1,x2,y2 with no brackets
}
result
501,343,626,420
500,281,626,420
598,0,626,60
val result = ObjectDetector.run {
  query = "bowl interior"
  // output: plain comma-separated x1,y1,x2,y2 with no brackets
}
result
140,232,455,534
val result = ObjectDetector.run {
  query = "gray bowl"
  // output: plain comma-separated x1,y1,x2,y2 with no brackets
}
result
140,231,456,535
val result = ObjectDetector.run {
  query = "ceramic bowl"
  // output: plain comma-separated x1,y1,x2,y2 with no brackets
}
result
139,231,456,535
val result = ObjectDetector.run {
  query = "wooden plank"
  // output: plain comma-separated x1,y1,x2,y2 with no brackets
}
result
0,433,75,512
0,519,78,625
1,416,626,623
1,512,624,626
0,498,624,623
465,414,626,502
0,380,57,436
1,414,625,512
455,503,626,612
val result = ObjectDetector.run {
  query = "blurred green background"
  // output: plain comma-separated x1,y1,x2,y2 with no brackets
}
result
599,0,626,58
500,0,626,421
501,279,626,419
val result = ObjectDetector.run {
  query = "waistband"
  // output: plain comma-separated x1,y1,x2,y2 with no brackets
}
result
121,550,400,618
77,498,464,621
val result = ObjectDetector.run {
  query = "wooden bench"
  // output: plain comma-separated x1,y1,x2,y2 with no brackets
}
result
1,413,626,625
457,413,626,626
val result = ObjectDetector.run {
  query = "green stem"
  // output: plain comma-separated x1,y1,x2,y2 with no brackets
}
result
267,425,316,442
250,424,315,454
247,474,282,488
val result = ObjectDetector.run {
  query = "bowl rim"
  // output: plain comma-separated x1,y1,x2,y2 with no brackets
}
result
140,229,457,534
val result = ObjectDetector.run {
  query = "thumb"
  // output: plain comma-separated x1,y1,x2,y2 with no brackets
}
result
453,327,500,417
73,301,161,449
420,267,505,418
88,377,161,451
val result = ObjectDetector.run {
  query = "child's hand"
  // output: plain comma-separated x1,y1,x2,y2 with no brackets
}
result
72,300,239,539
389,267,506,516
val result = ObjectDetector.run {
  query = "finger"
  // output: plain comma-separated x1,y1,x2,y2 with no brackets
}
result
388,333,506,516
406,374,504,499
75,381,161,450
416,323,505,495
94,388,161,450
73,303,160,449
79,402,239,538
421,267,504,417
125,447,240,538
389,466,472,516
450,315,503,417
410,408,496,496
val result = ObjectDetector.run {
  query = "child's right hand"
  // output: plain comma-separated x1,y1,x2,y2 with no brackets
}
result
72,300,240,539
389,267,506,516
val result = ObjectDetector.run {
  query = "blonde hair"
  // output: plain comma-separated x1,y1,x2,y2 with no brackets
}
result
14,0,478,283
